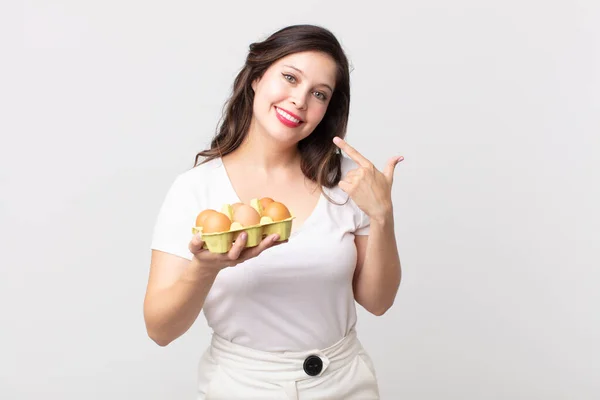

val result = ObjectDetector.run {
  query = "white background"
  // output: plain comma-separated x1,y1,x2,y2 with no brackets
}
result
2,0,599,398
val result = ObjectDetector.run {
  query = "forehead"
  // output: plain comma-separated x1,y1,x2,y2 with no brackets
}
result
273,51,337,85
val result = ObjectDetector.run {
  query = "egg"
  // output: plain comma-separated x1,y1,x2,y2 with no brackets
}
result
263,201,291,221
231,202,244,213
233,204,261,227
259,197,274,211
202,212,232,233
195,209,218,228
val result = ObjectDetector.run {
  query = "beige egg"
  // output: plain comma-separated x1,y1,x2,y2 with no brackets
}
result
231,202,244,213
232,204,261,227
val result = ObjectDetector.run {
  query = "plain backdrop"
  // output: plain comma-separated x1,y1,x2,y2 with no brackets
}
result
1,0,599,399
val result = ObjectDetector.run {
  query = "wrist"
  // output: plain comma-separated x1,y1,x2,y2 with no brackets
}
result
183,258,221,283
369,206,394,226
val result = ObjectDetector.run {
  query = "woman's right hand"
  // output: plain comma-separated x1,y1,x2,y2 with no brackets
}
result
188,232,286,272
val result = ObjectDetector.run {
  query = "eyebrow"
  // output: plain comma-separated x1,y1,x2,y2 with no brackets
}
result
283,65,334,93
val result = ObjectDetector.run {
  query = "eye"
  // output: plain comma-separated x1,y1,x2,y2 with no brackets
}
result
313,91,327,101
282,73,296,83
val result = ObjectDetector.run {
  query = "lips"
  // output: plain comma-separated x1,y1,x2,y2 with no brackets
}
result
277,107,303,122
275,107,304,128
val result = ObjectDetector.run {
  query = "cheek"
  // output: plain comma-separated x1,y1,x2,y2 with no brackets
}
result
307,102,329,123
262,79,288,102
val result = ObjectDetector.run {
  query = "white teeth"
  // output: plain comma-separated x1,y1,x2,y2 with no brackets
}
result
276,107,300,123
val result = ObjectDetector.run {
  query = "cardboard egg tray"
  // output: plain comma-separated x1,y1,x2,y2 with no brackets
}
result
191,200,294,254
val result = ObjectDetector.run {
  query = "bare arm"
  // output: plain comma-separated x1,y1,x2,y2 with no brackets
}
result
143,232,282,346
353,215,402,316
143,251,219,346
332,136,403,317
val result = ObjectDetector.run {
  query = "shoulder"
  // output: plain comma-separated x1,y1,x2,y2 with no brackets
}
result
328,156,370,228
323,156,359,202
177,156,222,181
156,157,225,209
165,156,224,192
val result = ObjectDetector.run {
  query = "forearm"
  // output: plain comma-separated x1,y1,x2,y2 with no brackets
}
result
144,259,219,346
354,215,402,315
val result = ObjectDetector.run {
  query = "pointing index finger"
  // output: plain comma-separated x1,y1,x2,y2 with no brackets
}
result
332,137,371,168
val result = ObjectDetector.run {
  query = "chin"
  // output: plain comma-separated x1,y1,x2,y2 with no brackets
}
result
268,130,305,145
264,123,311,145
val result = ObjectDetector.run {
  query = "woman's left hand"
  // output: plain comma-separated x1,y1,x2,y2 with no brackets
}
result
333,136,404,224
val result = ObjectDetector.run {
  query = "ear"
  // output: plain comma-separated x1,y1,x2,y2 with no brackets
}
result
251,78,259,92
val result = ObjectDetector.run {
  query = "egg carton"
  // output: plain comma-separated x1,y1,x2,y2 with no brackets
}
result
191,199,294,254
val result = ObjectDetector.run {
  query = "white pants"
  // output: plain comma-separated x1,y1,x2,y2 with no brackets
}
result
196,329,380,399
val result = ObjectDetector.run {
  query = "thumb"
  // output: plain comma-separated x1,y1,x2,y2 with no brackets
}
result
189,234,206,254
384,155,404,183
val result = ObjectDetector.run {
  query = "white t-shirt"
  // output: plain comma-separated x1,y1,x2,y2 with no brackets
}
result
150,156,370,352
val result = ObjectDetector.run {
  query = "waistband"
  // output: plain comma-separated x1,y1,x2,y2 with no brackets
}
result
209,329,362,382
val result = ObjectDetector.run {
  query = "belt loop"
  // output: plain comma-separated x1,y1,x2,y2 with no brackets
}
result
280,381,298,400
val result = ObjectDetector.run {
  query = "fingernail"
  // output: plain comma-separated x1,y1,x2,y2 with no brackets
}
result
272,235,279,242
240,232,247,240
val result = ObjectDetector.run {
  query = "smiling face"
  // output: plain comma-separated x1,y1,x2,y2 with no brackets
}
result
250,51,337,145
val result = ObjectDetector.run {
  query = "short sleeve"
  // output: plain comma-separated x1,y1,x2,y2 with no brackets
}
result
355,207,370,236
150,174,198,261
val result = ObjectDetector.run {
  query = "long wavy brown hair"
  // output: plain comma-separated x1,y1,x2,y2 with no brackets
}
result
193,24,351,192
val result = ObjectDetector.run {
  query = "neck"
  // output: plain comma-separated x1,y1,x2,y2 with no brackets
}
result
228,118,300,172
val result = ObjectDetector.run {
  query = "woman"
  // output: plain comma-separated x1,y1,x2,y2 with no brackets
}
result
144,24,403,399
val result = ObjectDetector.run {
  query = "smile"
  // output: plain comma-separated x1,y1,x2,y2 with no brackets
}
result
275,107,303,127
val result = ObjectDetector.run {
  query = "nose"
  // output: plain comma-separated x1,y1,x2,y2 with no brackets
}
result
290,90,308,110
